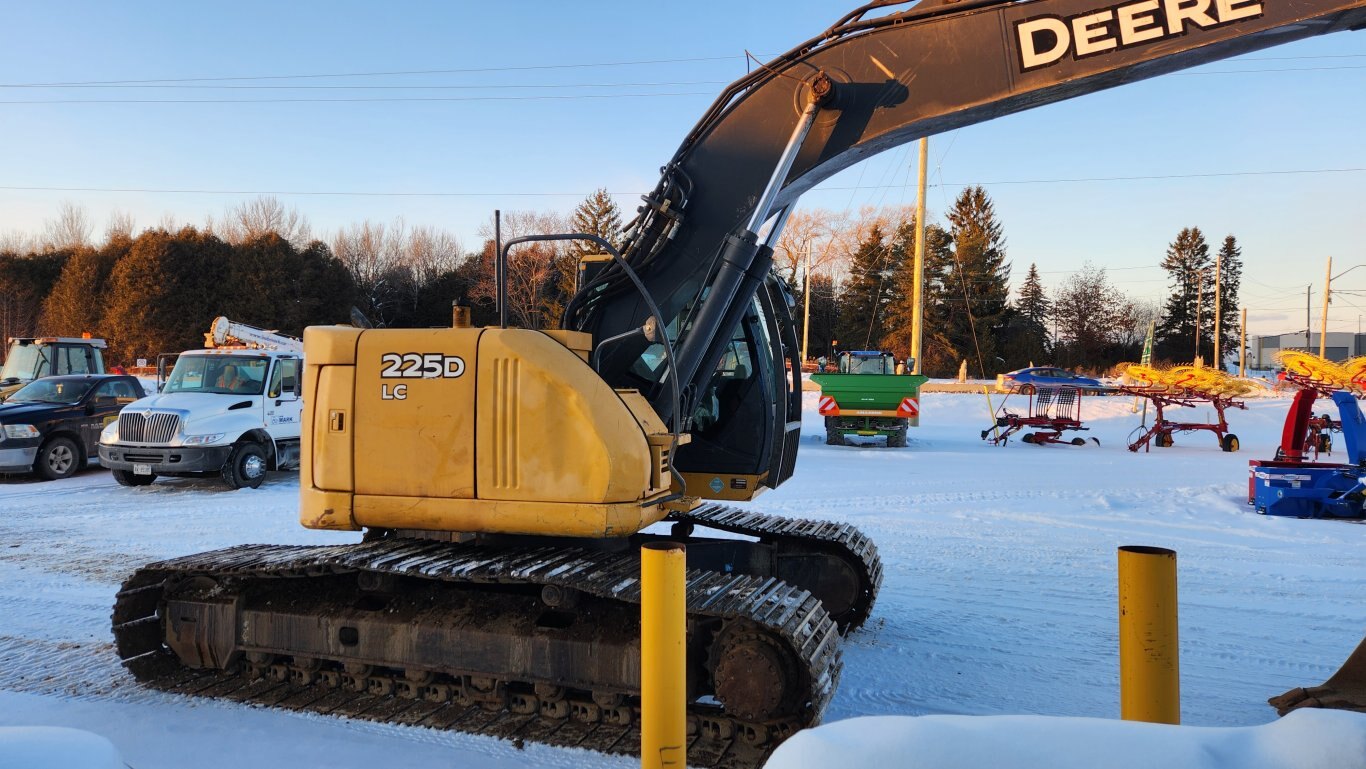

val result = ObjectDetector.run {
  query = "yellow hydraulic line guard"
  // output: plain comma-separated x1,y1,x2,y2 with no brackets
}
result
1118,545,1180,724
641,542,687,768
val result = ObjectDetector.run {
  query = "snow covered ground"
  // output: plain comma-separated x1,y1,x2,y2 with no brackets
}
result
0,391,1362,768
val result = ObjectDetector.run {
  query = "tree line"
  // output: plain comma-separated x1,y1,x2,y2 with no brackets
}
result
776,190,1242,377
0,190,1242,375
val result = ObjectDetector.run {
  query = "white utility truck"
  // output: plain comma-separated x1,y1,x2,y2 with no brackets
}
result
98,317,302,489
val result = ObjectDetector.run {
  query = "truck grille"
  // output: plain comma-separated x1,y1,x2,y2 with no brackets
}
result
118,412,180,443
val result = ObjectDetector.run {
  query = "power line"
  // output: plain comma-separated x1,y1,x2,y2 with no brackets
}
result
0,55,749,88
920,168,1366,186
1175,64,1366,75
6,50,1360,90
0,92,714,105
0,80,729,92
2,166,1361,199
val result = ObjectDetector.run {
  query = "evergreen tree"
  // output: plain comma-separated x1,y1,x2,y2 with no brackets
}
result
876,219,916,358
943,186,1011,375
917,224,959,375
1001,262,1050,368
103,228,230,364
881,219,956,372
1215,234,1243,365
835,224,903,350
284,240,357,333
547,188,622,327
1155,226,1213,362
39,236,130,336
1016,263,1050,328
0,250,69,343
806,272,839,358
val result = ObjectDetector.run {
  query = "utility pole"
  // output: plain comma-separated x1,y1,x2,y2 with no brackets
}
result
1320,255,1332,358
801,244,812,365
1213,247,1222,371
910,137,928,375
1306,284,1311,351
1239,307,1247,377
1195,271,1203,362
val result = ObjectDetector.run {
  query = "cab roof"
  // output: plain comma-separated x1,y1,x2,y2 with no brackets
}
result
9,337,107,348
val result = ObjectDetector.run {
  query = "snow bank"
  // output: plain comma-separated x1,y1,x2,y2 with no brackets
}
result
764,709,1366,769
0,726,124,769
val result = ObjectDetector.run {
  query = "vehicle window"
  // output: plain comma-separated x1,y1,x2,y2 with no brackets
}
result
850,356,885,375
717,340,752,380
0,344,46,382
268,358,300,397
93,379,138,402
57,346,93,375
8,378,95,404
164,356,269,395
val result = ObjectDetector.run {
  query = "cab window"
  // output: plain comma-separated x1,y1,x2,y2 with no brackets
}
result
92,379,139,402
56,346,94,375
268,358,301,398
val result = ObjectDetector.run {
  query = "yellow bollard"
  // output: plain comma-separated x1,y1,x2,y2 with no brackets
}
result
641,542,687,768
1118,545,1180,724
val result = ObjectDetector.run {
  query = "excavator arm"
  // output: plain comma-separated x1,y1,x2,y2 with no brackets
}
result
127,4,1366,762
568,0,1366,489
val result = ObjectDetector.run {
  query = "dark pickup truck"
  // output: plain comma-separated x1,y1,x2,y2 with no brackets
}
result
0,374,145,480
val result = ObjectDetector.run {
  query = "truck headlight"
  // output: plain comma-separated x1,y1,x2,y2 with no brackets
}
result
100,420,119,444
183,433,226,446
2,424,40,440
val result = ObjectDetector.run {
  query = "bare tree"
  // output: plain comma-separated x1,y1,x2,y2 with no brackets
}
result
404,225,464,288
473,210,568,328
1115,298,1162,349
0,230,36,254
156,212,182,233
218,195,311,246
331,219,411,324
105,209,136,242
1052,262,1133,365
43,201,93,251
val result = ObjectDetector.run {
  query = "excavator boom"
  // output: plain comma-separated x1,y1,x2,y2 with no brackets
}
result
112,2,1366,765
574,0,1366,488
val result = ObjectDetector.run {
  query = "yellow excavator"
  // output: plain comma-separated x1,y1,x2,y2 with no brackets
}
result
112,0,1366,765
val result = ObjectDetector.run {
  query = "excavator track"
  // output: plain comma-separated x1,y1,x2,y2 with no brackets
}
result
112,509,859,768
664,503,883,632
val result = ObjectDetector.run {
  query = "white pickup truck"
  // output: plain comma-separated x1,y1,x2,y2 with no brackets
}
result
98,318,303,489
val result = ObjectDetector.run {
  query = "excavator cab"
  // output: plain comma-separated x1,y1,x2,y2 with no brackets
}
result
676,275,801,499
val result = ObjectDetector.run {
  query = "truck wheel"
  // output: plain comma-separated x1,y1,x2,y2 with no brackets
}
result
223,442,267,489
887,428,908,448
825,431,845,446
35,437,79,480
112,469,156,487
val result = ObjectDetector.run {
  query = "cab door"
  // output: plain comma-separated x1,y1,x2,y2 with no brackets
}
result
264,357,303,441
84,379,137,455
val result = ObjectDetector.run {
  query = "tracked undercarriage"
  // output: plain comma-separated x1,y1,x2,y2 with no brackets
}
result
113,505,881,768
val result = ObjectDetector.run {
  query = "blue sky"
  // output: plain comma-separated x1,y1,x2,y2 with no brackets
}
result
1,1,1362,338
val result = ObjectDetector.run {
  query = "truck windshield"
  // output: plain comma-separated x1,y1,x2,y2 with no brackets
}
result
8,378,94,404
164,356,268,395
0,344,47,384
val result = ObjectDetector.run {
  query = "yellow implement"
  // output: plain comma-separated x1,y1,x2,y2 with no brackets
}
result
1275,350,1360,393
1123,363,1257,398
